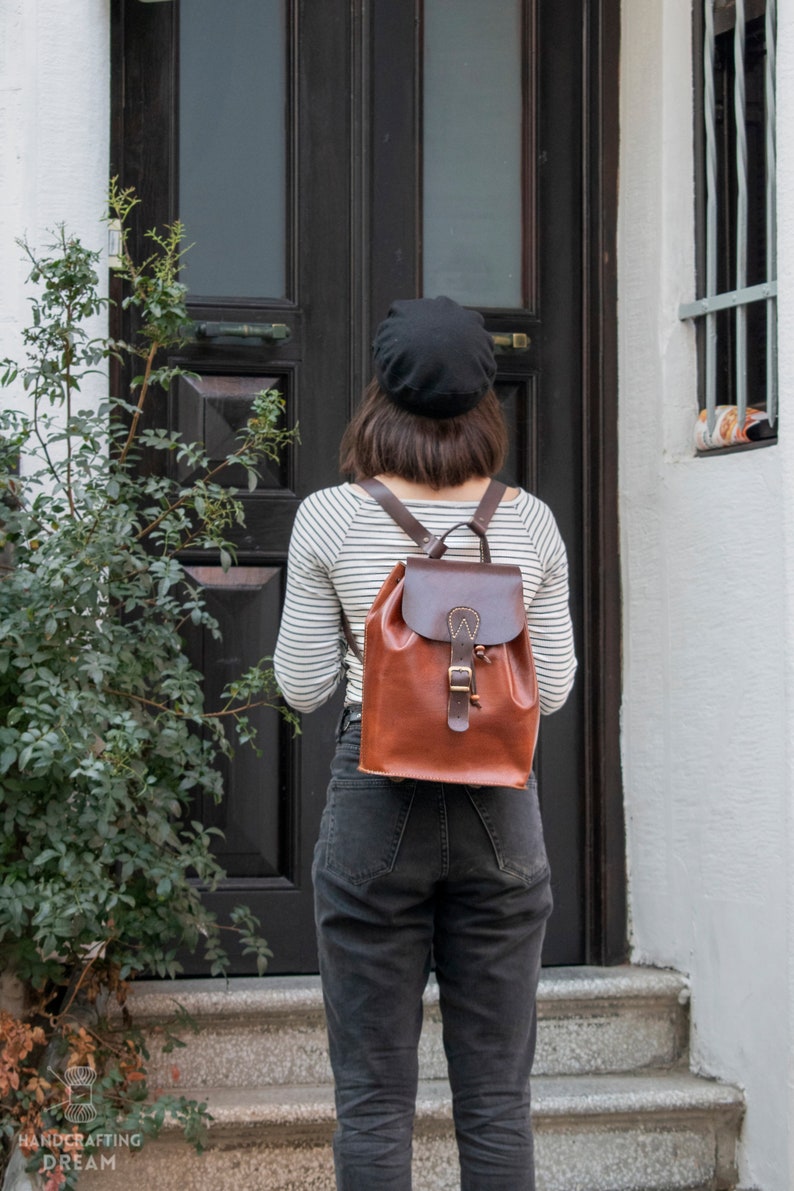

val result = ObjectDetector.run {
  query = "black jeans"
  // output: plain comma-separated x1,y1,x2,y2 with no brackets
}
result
312,714,553,1190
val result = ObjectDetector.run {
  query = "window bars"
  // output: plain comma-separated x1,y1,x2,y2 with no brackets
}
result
680,0,777,436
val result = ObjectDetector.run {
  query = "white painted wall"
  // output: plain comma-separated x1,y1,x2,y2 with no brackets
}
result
619,1,794,1187
0,0,110,411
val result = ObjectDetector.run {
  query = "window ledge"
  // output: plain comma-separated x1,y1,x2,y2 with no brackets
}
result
694,406,776,453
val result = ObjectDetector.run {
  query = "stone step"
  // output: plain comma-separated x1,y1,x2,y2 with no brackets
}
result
125,965,690,1090
78,1070,743,1191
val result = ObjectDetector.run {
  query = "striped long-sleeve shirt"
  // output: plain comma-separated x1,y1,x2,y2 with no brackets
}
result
273,483,577,715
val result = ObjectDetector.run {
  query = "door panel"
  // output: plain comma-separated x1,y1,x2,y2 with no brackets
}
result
114,0,350,973
369,0,584,963
173,374,289,488
113,0,621,973
182,566,288,881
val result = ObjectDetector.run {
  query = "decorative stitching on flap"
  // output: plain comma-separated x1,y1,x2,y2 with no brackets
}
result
448,606,481,641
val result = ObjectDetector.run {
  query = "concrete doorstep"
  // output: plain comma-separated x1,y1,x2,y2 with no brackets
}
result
20,967,746,1191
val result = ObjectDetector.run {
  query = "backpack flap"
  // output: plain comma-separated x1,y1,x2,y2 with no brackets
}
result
402,556,526,733
402,556,525,643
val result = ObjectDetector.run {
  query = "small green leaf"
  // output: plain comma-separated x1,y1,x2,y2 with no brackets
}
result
31,849,59,866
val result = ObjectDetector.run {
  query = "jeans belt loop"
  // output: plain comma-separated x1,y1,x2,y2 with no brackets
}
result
340,704,363,734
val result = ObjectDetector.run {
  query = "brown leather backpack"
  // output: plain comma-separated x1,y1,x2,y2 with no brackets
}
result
351,478,539,789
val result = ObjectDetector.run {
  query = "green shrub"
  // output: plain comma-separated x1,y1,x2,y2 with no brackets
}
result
0,184,298,1187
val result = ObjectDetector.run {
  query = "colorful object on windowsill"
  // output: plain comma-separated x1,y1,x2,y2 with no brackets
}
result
694,406,775,452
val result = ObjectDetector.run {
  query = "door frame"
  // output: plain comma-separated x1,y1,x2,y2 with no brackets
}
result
110,0,624,966
581,0,624,964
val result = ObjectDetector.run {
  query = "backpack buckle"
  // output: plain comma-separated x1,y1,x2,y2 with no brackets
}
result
448,665,473,692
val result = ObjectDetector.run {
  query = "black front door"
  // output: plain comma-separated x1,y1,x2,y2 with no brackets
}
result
113,0,622,974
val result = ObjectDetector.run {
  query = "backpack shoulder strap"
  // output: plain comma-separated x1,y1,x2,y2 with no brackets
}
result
357,477,507,560
468,480,506,537
358,477,447,557
463,480,506,564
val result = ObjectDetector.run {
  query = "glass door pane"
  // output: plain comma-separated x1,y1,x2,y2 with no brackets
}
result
179,0,287,300
423,0,524,308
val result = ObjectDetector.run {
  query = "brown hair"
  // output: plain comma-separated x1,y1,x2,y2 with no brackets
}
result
339,381,508,489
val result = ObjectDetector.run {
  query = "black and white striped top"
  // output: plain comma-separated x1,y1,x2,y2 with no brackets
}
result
273,483,577,715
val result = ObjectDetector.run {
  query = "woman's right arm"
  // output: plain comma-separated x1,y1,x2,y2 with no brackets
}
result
273,497,347,713
520,497,578,715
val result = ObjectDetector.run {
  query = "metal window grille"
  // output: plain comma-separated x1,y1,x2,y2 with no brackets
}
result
680,0,777,440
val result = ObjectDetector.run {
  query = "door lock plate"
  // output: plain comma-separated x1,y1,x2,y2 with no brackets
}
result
491,332,531,351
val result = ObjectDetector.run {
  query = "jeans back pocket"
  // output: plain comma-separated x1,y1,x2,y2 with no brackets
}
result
323,777,416,885
466,778,549,886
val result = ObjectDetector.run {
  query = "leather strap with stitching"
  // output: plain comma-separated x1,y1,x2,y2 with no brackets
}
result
447,606,481,731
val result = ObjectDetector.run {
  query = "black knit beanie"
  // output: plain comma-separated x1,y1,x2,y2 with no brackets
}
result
372,296,497,419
